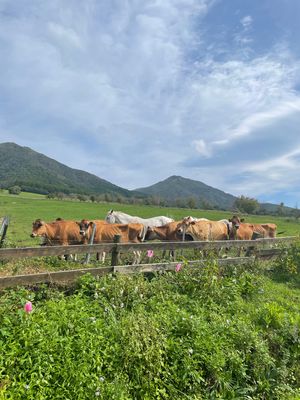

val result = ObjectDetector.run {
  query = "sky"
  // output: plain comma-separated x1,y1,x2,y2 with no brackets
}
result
0,0,300,207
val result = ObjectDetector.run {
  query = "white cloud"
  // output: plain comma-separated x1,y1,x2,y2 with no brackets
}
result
0,0,300,206
240,15,253,29
193,139,211,157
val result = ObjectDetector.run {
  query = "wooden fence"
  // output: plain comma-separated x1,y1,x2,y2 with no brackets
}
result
0,216,9,248
0,236,297,289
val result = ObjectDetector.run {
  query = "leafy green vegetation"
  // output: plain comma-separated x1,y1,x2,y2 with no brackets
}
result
0,258,300,399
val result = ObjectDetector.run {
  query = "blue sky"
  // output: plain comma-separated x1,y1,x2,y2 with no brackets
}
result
0,0,300,206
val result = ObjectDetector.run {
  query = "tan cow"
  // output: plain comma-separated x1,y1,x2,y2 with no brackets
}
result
229,216,277,239
31,219,83,260
77,220,146,264
77,219,108,262
176,219,230,241
145,221,183,241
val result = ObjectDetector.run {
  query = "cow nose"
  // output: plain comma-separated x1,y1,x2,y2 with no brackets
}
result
30,233,36,237
79,230,86,236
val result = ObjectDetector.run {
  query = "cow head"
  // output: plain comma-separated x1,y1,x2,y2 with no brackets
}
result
228,215,244,239
77,219,93,237
31,219,46,237
176,220,195,241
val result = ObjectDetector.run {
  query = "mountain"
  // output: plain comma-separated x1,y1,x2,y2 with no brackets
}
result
0,142,142,197
137,175,237,210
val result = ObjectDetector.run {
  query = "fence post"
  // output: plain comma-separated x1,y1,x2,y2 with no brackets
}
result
84,223,96,264
111,234,122,266
0,216,9,248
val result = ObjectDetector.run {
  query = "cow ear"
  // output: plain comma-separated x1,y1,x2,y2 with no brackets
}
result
40,220,45,226
76,221,81,226
191,221,196,225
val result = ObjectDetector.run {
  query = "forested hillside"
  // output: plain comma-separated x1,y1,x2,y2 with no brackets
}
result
0,143,140,197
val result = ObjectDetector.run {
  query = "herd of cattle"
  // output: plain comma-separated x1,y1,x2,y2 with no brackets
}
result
30,210,279,263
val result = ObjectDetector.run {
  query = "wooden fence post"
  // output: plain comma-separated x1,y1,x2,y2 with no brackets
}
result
84,223,96,264
111,234,121,266
0,216,9,248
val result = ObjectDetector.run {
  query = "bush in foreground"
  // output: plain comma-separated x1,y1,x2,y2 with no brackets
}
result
0,261,300,399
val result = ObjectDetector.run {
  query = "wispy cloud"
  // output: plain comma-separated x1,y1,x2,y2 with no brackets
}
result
0,0,300,206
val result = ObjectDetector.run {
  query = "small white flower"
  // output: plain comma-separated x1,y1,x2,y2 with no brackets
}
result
90,317,96,323
100,287,106,291
24,384,29,390
120,303,124,308
188,348,193,355
94,292,99,299
190,315,193,319
95,390,100,396
99,376,105,382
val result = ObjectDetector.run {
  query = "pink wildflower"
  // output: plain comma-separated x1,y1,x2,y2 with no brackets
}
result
24,301,33,313
175,263,182,272
147,250,154,258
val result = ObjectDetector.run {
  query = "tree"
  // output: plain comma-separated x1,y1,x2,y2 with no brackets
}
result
187,196,197,209
276,202,285,216
8,185,21,195
234,195,259,214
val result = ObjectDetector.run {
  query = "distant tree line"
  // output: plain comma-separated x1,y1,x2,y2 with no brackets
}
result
4,185,299,218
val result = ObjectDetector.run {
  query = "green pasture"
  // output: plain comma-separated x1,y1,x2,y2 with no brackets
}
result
0,191,299,247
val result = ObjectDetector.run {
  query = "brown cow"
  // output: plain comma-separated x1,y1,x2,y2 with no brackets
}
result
145,221,184,241
229,216,277,239
31,219,83,260
176,219,230,241
78,220,146,264
145,221,184,259
77,219,108,262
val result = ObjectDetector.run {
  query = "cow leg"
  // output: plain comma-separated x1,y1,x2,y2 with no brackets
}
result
96,252,106,263
133,251,141,264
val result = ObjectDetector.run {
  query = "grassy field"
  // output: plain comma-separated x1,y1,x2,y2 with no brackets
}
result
1,191,299,247
1,192,300,398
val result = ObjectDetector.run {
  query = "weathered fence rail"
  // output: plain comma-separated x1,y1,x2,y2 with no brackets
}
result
0,236,296,261
0,236,297,289
0,257,255,289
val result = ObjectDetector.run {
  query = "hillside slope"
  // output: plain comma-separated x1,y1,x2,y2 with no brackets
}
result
137,175,237,209
0,142,139,196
